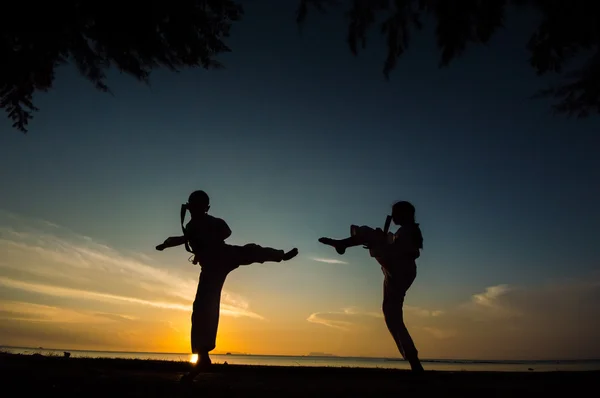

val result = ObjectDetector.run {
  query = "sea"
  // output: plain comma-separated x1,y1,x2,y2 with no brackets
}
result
2,346,599,372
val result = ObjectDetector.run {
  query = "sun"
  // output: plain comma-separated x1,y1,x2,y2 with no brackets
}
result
190,354,198,364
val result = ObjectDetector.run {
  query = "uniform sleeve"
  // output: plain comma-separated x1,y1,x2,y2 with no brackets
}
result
214,217,232,241
388,226,421,258
186,219,207,241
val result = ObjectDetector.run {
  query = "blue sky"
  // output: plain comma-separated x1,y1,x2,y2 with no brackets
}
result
0,1,599,358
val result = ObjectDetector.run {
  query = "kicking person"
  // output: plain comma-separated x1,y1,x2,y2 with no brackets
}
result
156,190,298,381
319,201,425,373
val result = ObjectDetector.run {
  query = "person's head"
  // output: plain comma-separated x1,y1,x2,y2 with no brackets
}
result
392,201,416,226
187,190,210,216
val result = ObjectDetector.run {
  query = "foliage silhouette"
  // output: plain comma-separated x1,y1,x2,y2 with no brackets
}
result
1,1,242,133
2,1,599,134
297,0,600,118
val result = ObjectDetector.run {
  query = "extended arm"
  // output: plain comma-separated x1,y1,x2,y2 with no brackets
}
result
156,235,187,251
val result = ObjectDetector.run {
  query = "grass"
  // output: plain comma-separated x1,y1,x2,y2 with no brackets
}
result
0,351,597,397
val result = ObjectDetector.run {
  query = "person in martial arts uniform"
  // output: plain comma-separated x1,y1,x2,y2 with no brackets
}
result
319,200,424,373
156,190,298,381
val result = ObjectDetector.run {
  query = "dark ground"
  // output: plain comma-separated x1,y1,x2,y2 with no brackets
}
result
0,352,596,397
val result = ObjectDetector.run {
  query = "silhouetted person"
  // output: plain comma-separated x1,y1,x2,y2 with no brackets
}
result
156,190,298,382
319,201,425,373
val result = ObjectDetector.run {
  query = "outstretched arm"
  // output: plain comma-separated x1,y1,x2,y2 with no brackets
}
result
156,236,187,251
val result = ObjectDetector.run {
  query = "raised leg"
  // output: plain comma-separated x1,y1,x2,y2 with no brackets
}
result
318,236,362,255
231,244,298,266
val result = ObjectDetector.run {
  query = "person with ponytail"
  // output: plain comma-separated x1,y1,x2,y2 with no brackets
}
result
318,200,424,373
156,190,298,381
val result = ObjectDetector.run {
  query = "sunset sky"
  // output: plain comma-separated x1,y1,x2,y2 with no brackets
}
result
1,1,599,360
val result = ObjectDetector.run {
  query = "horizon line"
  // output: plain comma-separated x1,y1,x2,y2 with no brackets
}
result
1,345,598,363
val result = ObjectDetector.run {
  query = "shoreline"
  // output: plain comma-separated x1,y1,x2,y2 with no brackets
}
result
1,352,598,397
2,345,597,364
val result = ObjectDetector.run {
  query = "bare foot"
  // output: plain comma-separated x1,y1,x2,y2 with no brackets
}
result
318,238,346,255
180,355,212,383
282,248,299,261
197,359,212,371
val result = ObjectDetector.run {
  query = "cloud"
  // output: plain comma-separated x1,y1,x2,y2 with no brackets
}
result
307,307,383,331
220,290,264,319
472,284,512,305
306,305,444,332
462,284,515,315
417,279,600,359
405,306,444,317
0,300,188,352
422,327,457,340
310,257,348,265
306,313,354,331
0,300,117,324
0,277,192,312
305,277,600,359
93,312,139,322
0,211,263,321
42,220,60,229
341,306,383,318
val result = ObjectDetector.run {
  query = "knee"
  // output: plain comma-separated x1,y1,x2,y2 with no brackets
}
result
192,299,206,316
191,304,201,319
382,300,402,319
382,300,393,318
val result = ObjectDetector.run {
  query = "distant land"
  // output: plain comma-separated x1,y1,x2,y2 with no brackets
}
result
307,352,337,357
214,351,248,356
